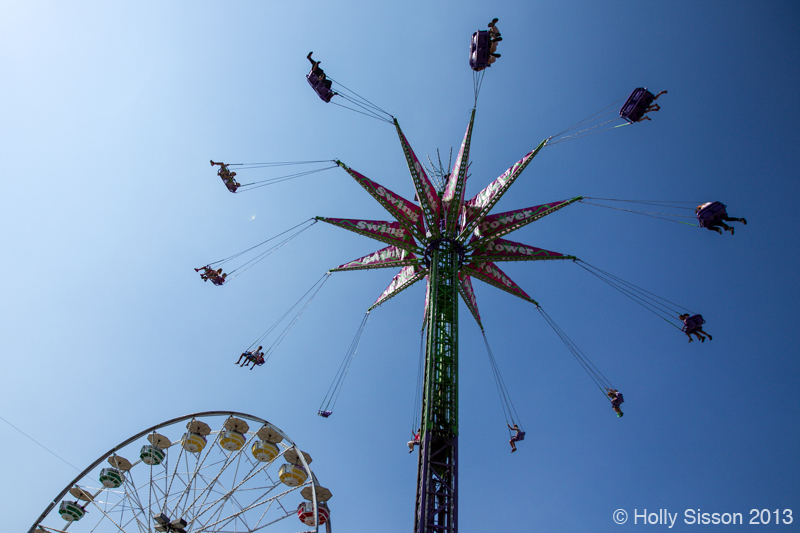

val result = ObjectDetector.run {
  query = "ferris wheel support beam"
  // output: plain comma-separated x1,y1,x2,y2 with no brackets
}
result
415,239,460,533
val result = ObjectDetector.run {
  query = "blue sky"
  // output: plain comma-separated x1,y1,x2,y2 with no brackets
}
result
2,1,799,531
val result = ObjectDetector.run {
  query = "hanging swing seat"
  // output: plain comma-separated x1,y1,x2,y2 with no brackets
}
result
317,410,332,418
307,71,335,103
217,168,240,193
243,352,264,367
221,177,240,193
682,314,706,333
610,393,624,407
510,430,526,442
696,202,727,228
469,30,491,71
619,87,655,123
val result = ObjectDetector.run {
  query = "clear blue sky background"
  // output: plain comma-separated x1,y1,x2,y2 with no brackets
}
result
2,1,799,531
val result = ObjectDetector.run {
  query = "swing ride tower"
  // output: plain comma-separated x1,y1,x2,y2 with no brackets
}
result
415,236,461,533
316,106,583,532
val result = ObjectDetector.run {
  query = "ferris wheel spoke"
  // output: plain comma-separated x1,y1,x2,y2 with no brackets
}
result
225,477,289,531
222,479,259,531
203,432,253,486
149,477,169,506
248,487,314,532
179,445,251,523
186,474,279,531
77,490,132,531
161,442,187,514
179,468,248,524
192,484,304,533
252,488,279,528
87,498,145,533
186,477,297,533
230,448,245,491
147,463,155,531
197,482,280,532
174,446,202,517
107,499,145,533
233,492,262,532
222,479,277,530
85,499,127,533
243,511,295,533
172,444,225,518
229,496,255,532
112,511,145,533
197,498,230,533
119,474,150,531
231,459,275,496
184,475,227,526
160,456,170,506
164,467,217,520
182,443,289,524
179,474,244,526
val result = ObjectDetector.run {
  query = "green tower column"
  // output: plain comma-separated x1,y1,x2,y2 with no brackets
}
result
415,238,461,533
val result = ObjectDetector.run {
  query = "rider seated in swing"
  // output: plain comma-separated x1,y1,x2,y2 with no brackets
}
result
679,313,712,343
250,352,265,368
196,266,226,284
210,160,241,192
202,267,225,283
487,18,502,65
620,88,667,122
236,346,264,367
408,429,421,453
318,410,332,418
194,265,215,282
307,52,332,88
637,91,667,121
307,52,325,78
508,423,525,453
696,202,747,235
488,18,502,55
607,388,624,417
306,52,335,102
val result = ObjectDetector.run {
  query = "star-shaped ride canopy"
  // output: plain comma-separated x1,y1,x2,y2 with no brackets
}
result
317,110,582,329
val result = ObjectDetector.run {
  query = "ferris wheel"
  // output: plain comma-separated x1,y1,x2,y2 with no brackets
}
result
28,411,333,533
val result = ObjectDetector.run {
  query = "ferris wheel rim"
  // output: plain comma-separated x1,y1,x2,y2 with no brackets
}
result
29,411,321,533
